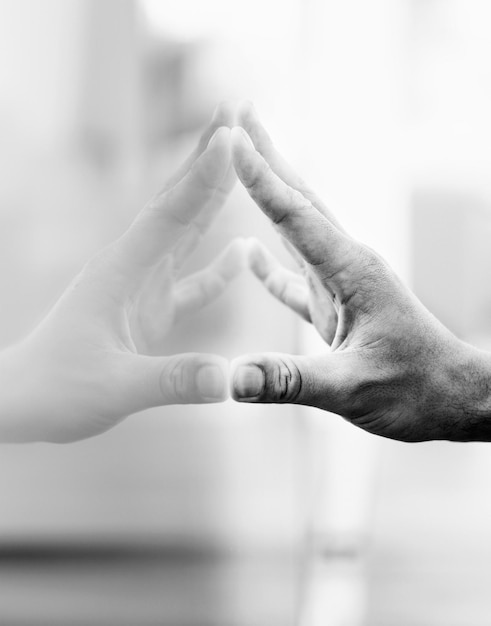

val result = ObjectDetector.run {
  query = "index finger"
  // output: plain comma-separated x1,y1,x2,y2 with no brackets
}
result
231,127,358,295
171,161,237,272
236,101,346,232
108,126,232,287
168,102,238,271
163,100,236,192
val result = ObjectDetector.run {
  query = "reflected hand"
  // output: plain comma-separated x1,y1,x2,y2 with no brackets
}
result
0,104,242,443
230,103,491,442
131,238,245,356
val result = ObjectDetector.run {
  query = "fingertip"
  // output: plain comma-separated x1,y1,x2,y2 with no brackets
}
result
220,237,249,276
212,100,238,128
231,126,255,153
245,238,270,277
196,126,231,188
196,360,229,402
126,352,233,409
207,125,231,151
234,237,250,272
244,236,260,251
244,236,259,266
230,357,265,402
230,353,306,404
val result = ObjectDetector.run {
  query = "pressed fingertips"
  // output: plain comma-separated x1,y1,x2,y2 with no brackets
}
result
231,354,306,404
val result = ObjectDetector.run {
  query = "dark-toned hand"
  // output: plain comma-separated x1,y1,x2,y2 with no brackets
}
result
230,102,491,443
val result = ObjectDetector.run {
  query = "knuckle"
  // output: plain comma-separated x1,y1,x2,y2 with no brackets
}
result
269,198,309,230
143,194,191,228
244,160,271,194
270,210,289,227
342,383,378,421
274,281,288,303
264,357,302,403
163,207,191,229
357,244,388,277
160,357,193,402
341,365,399,422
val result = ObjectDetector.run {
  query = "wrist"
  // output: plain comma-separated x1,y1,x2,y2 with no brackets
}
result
0,344,31,442
438,340,491,442
0,341,53,443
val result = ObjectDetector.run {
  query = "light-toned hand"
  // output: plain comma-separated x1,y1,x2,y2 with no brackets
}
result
230,102,491,443
0,104,244,443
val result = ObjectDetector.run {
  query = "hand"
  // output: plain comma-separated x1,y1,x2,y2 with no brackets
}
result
230,102,491,443
0,104,243,443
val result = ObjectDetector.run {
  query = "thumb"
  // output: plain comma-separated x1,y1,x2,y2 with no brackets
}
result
230,352,351,414
122,353,230,411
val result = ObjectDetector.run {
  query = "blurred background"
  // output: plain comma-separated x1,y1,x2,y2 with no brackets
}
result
1,0,491,624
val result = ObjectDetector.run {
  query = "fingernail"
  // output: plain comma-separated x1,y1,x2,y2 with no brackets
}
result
231,126,255,149
197,365,226,400
233,364,264,399
207,126,229,149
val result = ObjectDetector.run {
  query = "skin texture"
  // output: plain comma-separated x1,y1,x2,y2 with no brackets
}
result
0,103,245,443
4,100,491,444
231,102,491,443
